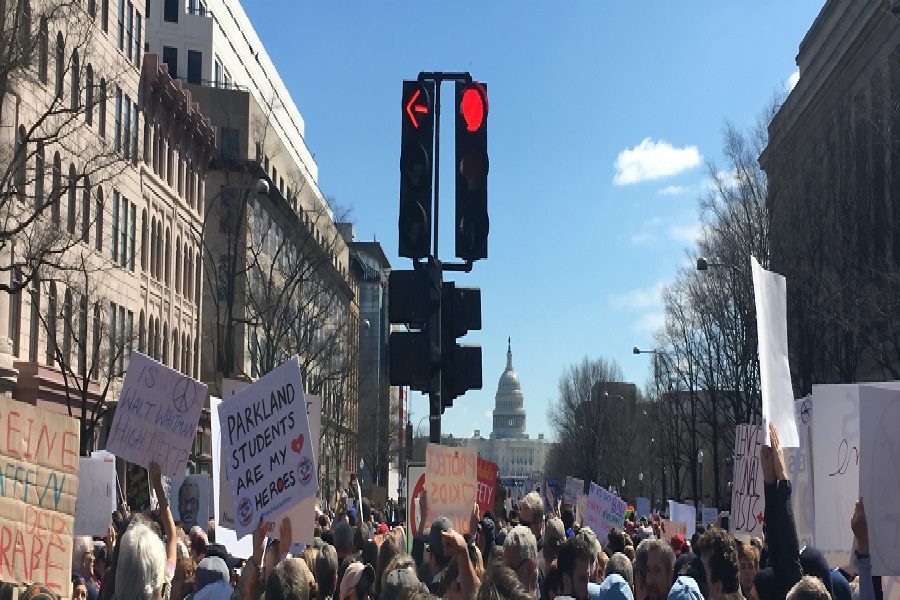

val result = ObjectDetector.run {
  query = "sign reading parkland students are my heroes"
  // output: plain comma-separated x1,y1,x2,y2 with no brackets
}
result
105,352,208,478
0,401,80,597
219,357,317,538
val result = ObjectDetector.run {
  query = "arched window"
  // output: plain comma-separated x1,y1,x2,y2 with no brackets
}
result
195,249,201,302
9,267,22,357
193,336,198,378
51,152,61,224
85,64,93,124
15,125,26,202
162,322,168,365
172,329,179,371
182,243,190,299
81,175,90,243
149,217,157,278
67,163,77,234
91,303,101,379
38,17,47,83
70,50,79,110
154,317,160,360
147,315,154,358
156,221,163,279
54,32,63,98
46,281,57,366
98,78,107,137
16,0,31,55
28,278,40,362
143,121,151,164
138,310,145,353
34,141,44,211
182,333,189,376
87,0,95,18
62,289,73,365
94,186,103,252
164,227,170,284
174,236,181,294
78,295,88,377
141,209,148,270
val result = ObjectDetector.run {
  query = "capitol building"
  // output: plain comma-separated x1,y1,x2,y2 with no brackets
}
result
465,340,550,487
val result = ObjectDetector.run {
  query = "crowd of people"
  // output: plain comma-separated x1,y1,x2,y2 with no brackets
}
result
3,424,882,600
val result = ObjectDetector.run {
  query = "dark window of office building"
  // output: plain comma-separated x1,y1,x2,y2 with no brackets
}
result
187,50,202,84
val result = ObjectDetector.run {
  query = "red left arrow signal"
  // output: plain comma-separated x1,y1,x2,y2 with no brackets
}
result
406,88,429,128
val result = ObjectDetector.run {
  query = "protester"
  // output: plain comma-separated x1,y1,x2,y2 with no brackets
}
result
544,517,566,567
316,543,340,599
605,552,634,591
72,576,89,600
735,541,759,597
501,525,540,596
475,565,532,600
697,528,743,600
598,574,635,600
72,537,99,600
555,536,593,600
340,561,375,600
519,492,546,543
634,539,676,600
786,576,831,600
267,558,313,600
668,576,704,600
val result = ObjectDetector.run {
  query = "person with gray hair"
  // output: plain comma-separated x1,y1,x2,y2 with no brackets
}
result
502,525,539,594
787,575,831,600
72,536,98,600
518,491,545,541
315,543,339,598
266,558,311,600
606,551,634,590
634,539,676,600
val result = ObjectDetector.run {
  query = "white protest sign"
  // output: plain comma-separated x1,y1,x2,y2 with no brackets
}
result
219,357,317,537
105,352,208,477
564,476,584,505
170,475,211,535
635,497,651,520
858,385,900,575
751,256,799,447
75,456,116,536
812,384,859,553
701,507,718,528
668,500,696,539
211,396,252,559
730,423,765,541
786,397,815,549
425,444,477,534
584,482,627,540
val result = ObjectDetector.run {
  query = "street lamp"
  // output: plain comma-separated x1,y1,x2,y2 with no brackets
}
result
697,449,704,508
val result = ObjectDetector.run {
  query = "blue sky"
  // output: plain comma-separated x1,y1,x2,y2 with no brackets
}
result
244,1,823,440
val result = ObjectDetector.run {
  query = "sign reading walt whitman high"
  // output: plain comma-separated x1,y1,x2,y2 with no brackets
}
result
218,357,317,537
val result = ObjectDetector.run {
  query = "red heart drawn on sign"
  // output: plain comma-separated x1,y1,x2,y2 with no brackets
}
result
291,434,305,454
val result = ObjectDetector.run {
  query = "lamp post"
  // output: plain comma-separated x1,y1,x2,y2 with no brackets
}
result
697,449,704,509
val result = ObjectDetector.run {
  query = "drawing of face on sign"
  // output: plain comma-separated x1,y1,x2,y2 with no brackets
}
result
171,475,210,534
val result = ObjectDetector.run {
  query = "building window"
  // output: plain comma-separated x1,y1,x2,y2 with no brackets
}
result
126,2,133,62
135,13,141,68
98,78,107,137
81,175,91,243
9,268,21,357
78,296,87,376
85,64,93,124
132,104,139,165
111,190,119,261
164,228,170,284
138,310,145,353
129,202,136,270
120,196,128,266
163,0,178,22
102,0,108,32
117,0,124,50
54,32,63,97
70,50,79,110
46,282,57,366
162,46,177,79
95,187,104,252
108,302,117,374
141,209,148,270
125,310,133,372
214,58,221,87
67,164,77,235
38,17,47,83
114,86,122,152
88,0,96,17
187,50,201,84
122,94,131,159
28,279,39,362
51,152,61,224
62,290,73,366
220,127,238,159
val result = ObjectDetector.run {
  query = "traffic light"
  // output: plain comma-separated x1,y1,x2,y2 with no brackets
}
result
388,259,442,391
399,80,435,259
440,281,482,410
455,81,489,261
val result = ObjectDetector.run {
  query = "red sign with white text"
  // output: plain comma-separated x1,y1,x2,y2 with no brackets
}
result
476,458,498,514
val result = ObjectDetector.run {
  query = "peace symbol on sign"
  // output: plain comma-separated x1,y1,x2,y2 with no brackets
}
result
172,377,197,414
800,399,812,424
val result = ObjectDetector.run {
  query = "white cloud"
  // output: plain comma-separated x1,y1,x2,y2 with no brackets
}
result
609,281,666,310
786,69,800,92
701,169,741,194
669,222,703,246
659,185,687,196
614,138,702,185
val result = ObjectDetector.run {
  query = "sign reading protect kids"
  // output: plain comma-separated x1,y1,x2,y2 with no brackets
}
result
105,352,208,478
0,401,80,597
219,357,317,538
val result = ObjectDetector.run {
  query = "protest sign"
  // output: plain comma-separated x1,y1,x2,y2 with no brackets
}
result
126,463,150,511
564,476,584,505
583,482,627,540
106,352,208,477
660,519,687,545
425,444,477,534
476,458,498,514
668,500,697,539
170,475,210,535
701,507,718,528
812,384,859,553
635,497,651,520
211,397,252,558
858,385,900,575
0,401,80,596
730,423,765,541
751,256,800,447
406,464,426,554
786,397,815,549
75,455,116,536
218,357,317,538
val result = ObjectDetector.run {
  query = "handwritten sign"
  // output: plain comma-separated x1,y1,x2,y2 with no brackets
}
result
425,444,477,534
476,458,498,514
812,384,859,553
786,397,815,549
211,396,252,559
218,357,316,537
858,385,900,575
564,477,584,506
126,463,150,512
105,352,207,477
668,500,697,539
730,423,764,540
0,401,80,596
583,482,626,540
661,519,687,546
75,456,116,536
635,497,651,520
406,464,426,554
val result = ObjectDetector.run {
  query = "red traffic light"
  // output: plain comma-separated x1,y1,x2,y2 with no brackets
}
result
459,84,488,132
405,87,430,129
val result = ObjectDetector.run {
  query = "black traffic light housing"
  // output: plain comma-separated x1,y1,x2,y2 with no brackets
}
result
440,282,483,410
388,259,442,391
455,81,489,261
399,80,435,259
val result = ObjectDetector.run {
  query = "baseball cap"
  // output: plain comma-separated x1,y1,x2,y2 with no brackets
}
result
339,561,375,600
428,517,452,564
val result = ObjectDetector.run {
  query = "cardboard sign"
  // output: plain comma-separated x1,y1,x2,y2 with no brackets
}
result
583,482,627,540
661,519,687,545
0,401,80,597
476,458,498,514
730,423,765,540
564,476,584,506
211,396,252,559
170,475,211,535
635,497,651,520
858,385,900,575
668,500,697,539
219,357,317,537
787,397,815,549
105,352,208,477
406,464,426,554
812,384,859,553
751,256,800,447
75,456,116,536
425,444,477,534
